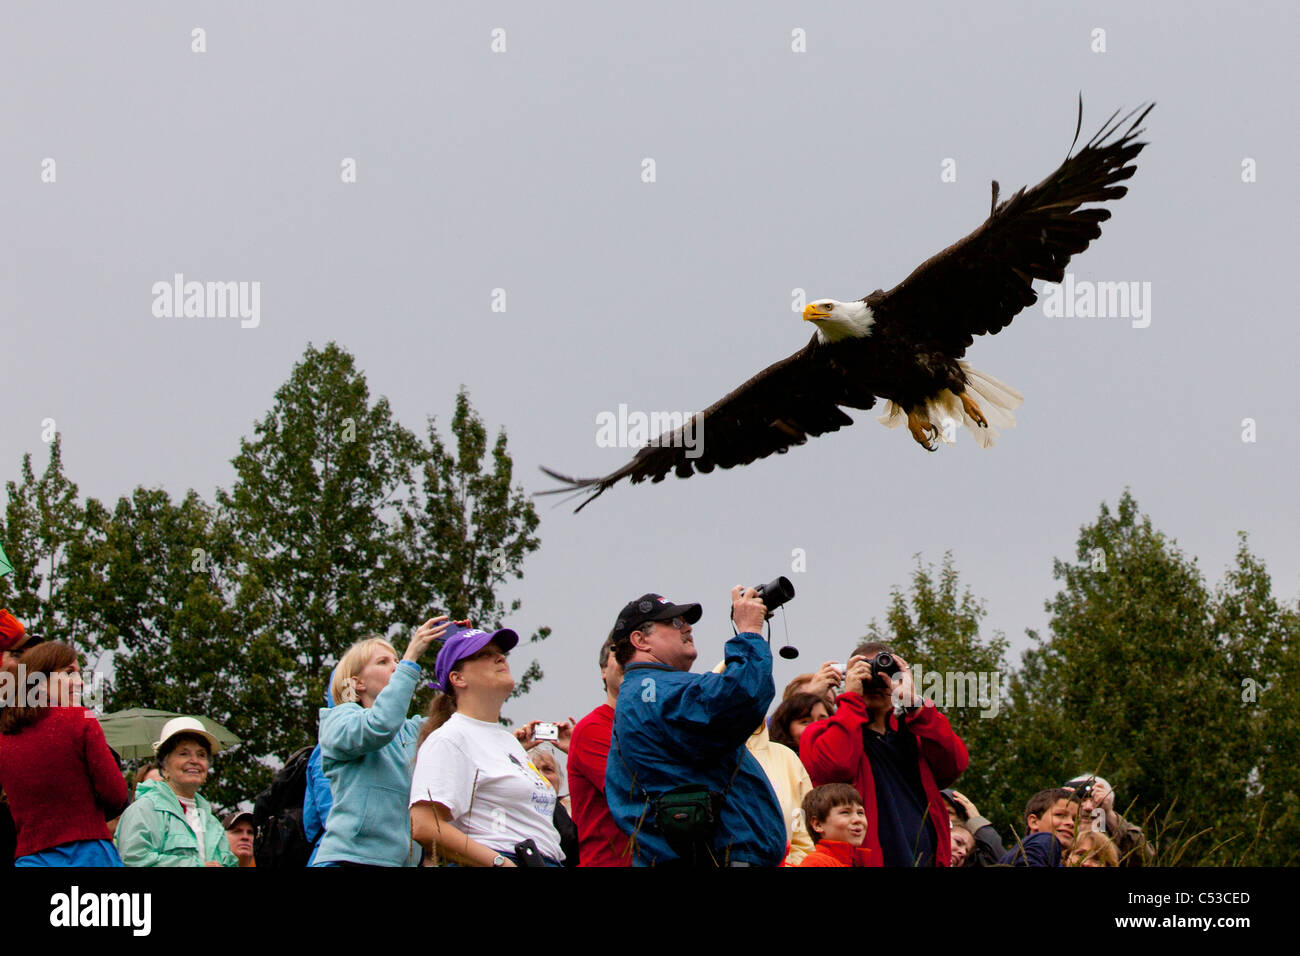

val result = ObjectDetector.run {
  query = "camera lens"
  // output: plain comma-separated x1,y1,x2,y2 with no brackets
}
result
755,577,795,616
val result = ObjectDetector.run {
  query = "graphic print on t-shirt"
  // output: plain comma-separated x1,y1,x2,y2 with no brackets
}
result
507,751,556,818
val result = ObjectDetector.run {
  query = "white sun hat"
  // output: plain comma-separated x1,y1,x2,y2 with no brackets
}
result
153,716,221,757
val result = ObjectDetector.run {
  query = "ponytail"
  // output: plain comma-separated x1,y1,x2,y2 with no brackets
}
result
417,690,457,747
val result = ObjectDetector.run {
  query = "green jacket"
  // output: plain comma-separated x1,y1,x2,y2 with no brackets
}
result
115,779,238,867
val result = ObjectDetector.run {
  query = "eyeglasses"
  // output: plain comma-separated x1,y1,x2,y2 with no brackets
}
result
637,616,688,633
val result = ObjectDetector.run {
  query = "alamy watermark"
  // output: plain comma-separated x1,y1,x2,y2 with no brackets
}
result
894,664,1002,718
0,665,108,713
151,273,261,328
595,405,704,459
1041,273,1151,328
50,886,151,936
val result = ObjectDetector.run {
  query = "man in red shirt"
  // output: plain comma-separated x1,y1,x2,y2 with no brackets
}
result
566,635,630,866
801,642,968,867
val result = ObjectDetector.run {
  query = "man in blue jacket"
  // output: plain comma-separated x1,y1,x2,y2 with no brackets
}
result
604,586,785,867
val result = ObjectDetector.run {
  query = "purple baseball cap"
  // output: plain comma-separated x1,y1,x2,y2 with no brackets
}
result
431,623,519,691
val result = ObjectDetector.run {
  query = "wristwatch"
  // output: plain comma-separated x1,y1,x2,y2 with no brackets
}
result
491,854,507,867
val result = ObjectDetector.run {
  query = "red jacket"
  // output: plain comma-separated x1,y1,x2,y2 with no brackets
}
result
799,839,873,867
0,707,128,858
800,692,968,867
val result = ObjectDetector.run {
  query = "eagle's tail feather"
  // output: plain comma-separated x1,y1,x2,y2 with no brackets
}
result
876,362,1023,450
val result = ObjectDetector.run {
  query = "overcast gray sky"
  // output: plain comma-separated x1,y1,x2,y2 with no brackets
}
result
3,1,1296,728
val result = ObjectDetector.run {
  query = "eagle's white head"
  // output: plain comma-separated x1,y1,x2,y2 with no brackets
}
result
802,298,875,344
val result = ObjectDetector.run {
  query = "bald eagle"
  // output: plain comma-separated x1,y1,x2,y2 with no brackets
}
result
541,101,1153,512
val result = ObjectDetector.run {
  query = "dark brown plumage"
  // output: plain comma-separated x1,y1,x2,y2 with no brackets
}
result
540,100,1153,512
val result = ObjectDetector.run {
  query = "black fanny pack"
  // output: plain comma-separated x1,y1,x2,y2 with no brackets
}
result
654,785,724,861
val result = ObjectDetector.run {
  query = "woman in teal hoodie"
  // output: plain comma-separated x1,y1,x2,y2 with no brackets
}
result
313,616,448,867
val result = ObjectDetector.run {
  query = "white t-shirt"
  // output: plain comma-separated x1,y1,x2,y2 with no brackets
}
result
409,712,563,862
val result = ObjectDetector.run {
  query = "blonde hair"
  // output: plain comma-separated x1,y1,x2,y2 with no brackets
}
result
330,637,397,706
1070,830,1120,867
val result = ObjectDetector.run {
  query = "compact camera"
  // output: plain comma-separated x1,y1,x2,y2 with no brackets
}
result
533,721,559,741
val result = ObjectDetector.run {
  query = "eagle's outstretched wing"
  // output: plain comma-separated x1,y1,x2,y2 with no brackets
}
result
538,335,877,512
868,100,1154,356
541,100,1153,511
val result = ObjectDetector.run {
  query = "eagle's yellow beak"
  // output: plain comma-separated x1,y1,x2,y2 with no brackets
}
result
802,304,827,322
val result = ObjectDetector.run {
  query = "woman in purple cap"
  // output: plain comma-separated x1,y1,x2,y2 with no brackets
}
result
409,624,564,867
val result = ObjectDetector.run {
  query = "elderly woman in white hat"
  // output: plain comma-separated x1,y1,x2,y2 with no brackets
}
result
114,717,238,867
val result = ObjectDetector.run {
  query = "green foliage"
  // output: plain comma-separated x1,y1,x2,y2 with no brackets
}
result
1068,494,1236,847
389,389,550,721
1,343,548,811
72,488,273,807
215,342,426,756
1212,534,1300,864
856,493,1298,865
1005,491,1291,864
0,436,91,646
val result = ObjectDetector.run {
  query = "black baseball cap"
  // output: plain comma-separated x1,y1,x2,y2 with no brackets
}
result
611,593,702,643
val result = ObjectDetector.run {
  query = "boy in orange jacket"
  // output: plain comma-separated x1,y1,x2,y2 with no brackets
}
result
799,783,872,867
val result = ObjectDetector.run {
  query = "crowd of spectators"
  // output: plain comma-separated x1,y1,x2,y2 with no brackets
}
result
0,594,1154,868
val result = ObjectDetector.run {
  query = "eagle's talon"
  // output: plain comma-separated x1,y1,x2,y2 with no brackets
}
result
961,392,988,428
907,410,938,450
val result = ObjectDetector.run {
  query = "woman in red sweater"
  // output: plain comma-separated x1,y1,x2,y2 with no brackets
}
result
0,641,128,866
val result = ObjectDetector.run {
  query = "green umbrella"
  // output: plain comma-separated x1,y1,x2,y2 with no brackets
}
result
98,708,241,761
0,540,12,577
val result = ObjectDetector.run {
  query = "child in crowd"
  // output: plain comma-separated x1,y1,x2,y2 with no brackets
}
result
950,822,975,867
999,788,1079,867
941,788,1006,866
798,783,871,867
1067,829,1119,867
769,692,830,755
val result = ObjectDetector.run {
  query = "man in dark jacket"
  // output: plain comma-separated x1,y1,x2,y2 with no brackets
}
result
604,587,785,867
801,642,969,867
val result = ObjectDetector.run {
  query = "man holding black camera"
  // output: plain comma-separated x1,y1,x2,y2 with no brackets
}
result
1064,774,1153,866
801,642,969,866
603,587,785,867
